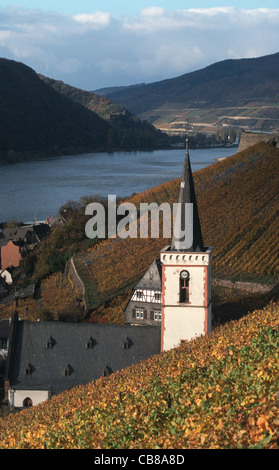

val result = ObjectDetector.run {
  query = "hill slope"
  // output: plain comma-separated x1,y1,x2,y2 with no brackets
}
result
39,75,169,149
96,52,279,134
0,59,110,162
0,59,168,164
74,142,279,311
1,300,279,449
40,76,134,120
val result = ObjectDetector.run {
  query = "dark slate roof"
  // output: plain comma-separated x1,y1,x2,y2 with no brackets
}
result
32,223,50,240
9,320,161,395
0,284,36,306
1,227,30,241
0,239,8,248
1,224,49,243
171,139,205,252
136,259,162,291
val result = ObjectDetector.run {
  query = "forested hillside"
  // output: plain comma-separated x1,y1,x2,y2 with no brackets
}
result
0,59,110,162
39,75,170,150
0,58,169,164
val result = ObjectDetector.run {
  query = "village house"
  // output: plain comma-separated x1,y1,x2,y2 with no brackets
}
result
124,259,162,326
0,267,13,286
4,313,160,408
0,223,50,272
0,240,23,271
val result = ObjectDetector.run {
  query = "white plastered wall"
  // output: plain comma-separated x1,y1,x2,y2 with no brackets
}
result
163,306,207,350
160,247,213,351
9,389,49,408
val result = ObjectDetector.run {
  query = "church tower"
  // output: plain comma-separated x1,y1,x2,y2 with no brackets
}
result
160,140,213,351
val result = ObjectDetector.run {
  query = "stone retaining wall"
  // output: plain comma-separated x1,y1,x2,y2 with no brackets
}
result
65,257,87,312
212,278,278,295
238,131,278,153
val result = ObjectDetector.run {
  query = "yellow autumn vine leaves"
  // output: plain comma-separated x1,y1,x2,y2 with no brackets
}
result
1,300,279,449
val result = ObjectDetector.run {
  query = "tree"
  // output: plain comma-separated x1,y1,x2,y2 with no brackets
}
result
4,218,21,228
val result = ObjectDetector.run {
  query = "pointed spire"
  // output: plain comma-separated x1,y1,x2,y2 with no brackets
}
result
171,139,204,252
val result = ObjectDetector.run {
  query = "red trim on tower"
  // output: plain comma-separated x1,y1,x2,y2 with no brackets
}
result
161,264,166,352
204,266,208,333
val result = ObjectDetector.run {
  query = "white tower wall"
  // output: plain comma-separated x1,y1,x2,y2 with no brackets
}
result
160,247,213,351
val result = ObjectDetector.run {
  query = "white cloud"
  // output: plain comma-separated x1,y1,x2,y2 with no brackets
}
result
187,7,235,15
0,6,278,90
141,7,166,17
74,12,110,29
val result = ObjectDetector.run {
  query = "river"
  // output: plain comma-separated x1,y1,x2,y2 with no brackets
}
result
0,147,237,224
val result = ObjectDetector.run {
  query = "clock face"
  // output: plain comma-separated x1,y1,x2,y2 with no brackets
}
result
180,270,189,279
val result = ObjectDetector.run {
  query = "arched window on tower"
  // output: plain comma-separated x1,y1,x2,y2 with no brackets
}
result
179,270,190,303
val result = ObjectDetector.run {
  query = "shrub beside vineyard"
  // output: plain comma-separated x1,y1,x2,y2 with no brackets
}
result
40,273,83,321
1,300,279,449
0,273,82,322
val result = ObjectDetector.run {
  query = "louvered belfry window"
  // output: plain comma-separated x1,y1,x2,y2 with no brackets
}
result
179,270,190,303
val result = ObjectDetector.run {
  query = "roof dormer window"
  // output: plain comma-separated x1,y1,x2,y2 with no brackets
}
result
46,336,55,349
124,337,131,349
86,337,95,349
65,364,72,377
25,363,33,376
104,365,112,377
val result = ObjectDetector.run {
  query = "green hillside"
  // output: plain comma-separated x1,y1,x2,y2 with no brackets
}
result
96,52,279,135
40,75,128,120
0,58,169,164
39,75,170,150
0,59,110,162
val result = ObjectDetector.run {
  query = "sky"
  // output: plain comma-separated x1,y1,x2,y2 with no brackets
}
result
0,1,278,90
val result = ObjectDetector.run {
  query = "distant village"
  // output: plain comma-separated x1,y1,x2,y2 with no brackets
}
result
0,214,65,295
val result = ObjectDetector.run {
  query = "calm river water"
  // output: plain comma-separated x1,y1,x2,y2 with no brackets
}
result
0,147,237,224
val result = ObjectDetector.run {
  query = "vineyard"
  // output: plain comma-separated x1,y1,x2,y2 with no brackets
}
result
0,142,278,324
0,142,278,448
1,300,279,448
0,273,82,322
39,273,83,321
76,142,279,311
